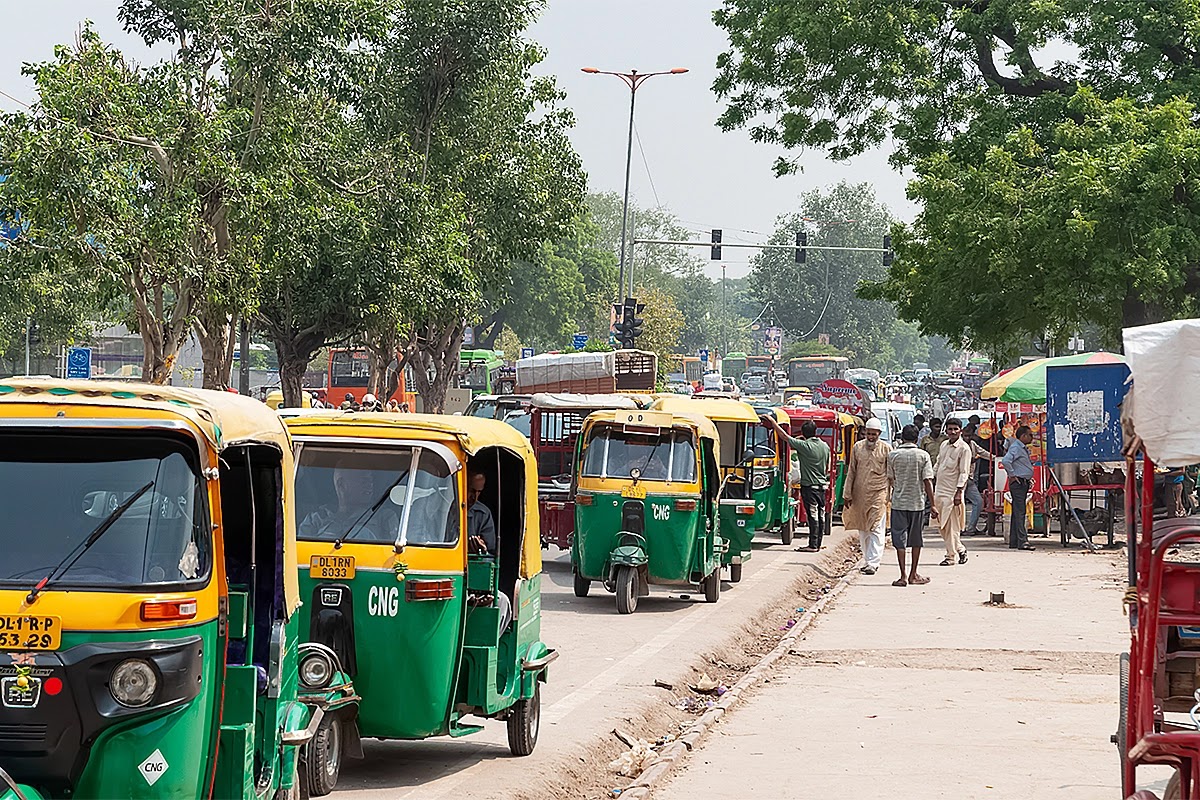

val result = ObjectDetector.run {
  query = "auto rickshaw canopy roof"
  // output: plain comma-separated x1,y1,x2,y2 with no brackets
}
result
0,378,300,611
282,412,543,578
650,395,760,424
585,407,720,443
529,392,648,410
0,377,291,451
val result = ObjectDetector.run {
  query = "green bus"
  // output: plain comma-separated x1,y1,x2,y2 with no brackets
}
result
722,352,748,379
459,349,506,396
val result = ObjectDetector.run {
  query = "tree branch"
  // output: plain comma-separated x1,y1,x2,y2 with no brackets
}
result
971,33,1072,97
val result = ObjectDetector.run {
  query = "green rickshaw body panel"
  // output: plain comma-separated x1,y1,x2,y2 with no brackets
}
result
719,499,758,566
298,568,464,739
573,491,708,586
35,623,222,800
751,477,792,532
834,461,848,511
458,569,544,715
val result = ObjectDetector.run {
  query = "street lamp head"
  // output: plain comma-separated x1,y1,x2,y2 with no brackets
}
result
581,67,600,74
670,68,689,74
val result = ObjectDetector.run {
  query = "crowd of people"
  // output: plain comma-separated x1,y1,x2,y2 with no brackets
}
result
772,411,1038,587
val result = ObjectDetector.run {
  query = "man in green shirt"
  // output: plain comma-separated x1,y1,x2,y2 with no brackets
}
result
761,414,831,552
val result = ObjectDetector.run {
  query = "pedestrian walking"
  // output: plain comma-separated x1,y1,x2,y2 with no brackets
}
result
761,415,831,552
964,423,995,535
843,417,892,575
1001,425,1037,551
887,424,936,587
933,418,972,566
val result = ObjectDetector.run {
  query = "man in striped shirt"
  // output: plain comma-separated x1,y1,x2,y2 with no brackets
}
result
887,424,937,587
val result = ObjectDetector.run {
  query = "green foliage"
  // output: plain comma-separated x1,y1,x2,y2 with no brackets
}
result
633,284,685,376
715,1,1200,351
781,340,853,362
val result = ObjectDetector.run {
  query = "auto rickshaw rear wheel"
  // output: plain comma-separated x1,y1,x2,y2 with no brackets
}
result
507,683,541,756
703,569,721,603
729,563,744,583
780,516,794,546
304,712,343,797
573,569,590,598
615,566,638,614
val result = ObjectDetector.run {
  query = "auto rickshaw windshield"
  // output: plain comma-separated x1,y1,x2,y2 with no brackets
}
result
0,430,209,588
580,427,696,482
295,443,459,546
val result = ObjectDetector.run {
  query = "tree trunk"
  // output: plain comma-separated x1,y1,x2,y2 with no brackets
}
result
477,311,506,350
364,327,400,399
405,321,464,413
265,327,326,408
196,309,237,390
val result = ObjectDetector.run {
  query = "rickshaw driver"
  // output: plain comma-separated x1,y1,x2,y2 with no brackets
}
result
468,471,512,629
299,463,400,541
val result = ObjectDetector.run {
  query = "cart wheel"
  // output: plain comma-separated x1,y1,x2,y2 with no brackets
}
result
703,569,721,603
615,566,638,614
573,570,590,598
1165,770,1180,800
506,683,541,756
304,713,342,797
729,562,743,583
780,516,794,546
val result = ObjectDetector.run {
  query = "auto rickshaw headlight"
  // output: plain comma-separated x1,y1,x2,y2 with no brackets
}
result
751,472,770,490
110,659,158,707
300,651,334,689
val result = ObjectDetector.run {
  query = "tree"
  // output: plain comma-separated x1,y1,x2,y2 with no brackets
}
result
714,1,1200,353
361,0,586,411
748,182,898,363
632,284,684,377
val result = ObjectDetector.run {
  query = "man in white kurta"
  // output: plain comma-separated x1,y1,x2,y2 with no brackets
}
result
842,418,892,574
933,417,973,566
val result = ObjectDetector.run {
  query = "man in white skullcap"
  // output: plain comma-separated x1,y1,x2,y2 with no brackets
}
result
842,417,892,574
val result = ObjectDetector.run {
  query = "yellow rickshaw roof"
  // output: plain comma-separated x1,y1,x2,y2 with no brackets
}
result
585,407,720,441
651,395,760,424
282,411,533,457
0,378,290,450
838,412,863,425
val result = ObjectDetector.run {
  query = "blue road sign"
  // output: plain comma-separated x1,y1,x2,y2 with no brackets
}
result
698,348,710,365
66,347,92,379
572,333,589,349
520,347,535,359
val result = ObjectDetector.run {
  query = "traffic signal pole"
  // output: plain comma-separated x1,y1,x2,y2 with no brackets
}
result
24,316,30,376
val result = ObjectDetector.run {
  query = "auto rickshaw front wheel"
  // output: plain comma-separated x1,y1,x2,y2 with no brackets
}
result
573,569,590,598
507,683,541,756
304,712,343,797
615,566,639,614
780,516,794,546
703,569,721,603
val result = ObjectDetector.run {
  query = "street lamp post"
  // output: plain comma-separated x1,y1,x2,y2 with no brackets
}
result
582,66,688,300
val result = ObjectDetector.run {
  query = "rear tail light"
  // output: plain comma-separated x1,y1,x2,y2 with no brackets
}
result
674,499,697,511
576,494,593,506
736,504,755,515
406,579,456,601
140,598,198,621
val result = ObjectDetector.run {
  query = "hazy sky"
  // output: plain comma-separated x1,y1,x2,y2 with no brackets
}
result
1,1,915,280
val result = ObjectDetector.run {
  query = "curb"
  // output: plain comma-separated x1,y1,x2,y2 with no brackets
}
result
616,555,860,799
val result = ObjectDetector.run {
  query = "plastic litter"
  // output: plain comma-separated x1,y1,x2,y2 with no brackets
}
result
675,696,715,713
780,618,796,630
715,685,728,696
609,739,654,776
691,672,719,693
795,607,806,613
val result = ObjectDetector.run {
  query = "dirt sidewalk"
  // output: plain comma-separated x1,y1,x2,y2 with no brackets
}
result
655,534,1136,799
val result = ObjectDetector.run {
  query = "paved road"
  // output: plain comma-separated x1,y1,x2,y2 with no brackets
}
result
656,533,1155,800
332,526,849,799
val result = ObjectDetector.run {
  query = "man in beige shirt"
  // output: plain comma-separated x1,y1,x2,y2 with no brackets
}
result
933,418,973,566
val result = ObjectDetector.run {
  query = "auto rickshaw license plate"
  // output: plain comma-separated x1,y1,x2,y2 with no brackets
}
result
0,615,61,651
309,555,356,580
621,485,647,499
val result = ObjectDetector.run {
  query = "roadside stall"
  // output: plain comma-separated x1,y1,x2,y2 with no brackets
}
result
981,352,1125,538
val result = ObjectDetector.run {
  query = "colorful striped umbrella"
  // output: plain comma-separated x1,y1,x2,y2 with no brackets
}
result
980,352,1125,405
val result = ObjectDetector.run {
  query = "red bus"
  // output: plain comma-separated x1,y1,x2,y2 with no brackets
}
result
327,347,416,407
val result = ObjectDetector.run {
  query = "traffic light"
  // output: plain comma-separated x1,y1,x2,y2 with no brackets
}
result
27,320,40,347
710,229,722,260
883,234,893,267
795,231,807,264
615,296,645,348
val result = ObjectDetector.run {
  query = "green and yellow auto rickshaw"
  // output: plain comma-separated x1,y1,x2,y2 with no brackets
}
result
0,379,316,800
571,408,732,613
747,406,798,546
282,412,555,794
651,396,760,583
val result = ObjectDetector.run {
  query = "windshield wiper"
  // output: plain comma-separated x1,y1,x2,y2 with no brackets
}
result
26,480,155,604
333,471,410,550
